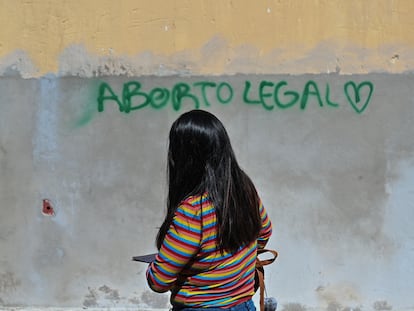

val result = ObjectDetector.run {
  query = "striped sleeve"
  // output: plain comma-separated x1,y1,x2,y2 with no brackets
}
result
146,201,202,293
257,200,272,249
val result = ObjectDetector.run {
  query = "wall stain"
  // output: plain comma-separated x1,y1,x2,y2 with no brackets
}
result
82,285,125,308
281,302,307,311
373,300,392,311
141,289,169,309
0,144,6,156
99,284,120,302
0,272,20,293
82,287,98,308
128,296,140,305
0,144,6,173
326,302,363,311
316,283,361,311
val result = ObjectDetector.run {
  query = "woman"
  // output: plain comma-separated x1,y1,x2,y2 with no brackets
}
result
146,110,272,310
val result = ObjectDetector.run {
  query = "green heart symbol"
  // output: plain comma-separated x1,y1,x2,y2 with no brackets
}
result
344,81,374,114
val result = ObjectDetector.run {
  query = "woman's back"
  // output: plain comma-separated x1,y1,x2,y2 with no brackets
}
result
147,194,272,308
146,110,273,310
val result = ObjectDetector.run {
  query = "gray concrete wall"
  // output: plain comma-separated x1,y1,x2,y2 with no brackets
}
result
1,74,414,311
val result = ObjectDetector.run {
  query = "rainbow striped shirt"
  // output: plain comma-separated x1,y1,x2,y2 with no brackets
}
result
146,194,272,308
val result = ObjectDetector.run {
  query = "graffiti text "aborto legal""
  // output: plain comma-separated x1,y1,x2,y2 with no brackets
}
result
97,80,374,114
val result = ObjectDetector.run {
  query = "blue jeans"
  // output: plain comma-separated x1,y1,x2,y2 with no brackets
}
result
171,299,256,311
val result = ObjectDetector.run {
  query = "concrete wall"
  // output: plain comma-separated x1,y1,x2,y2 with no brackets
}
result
1,1,414,311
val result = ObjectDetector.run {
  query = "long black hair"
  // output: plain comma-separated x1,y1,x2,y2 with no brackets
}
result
156,110,261,253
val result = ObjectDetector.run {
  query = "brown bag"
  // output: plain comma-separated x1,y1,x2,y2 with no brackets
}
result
254,249,278,311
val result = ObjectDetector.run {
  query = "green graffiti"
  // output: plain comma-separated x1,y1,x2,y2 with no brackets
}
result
172,83,200,111
97,79,374,114
344,81,374,114
97,82,123,112
325,84,339,108
149,87,170,109
123,81,148,112
243,80,343,111
193,82,216,106
301,81,323,110
97,81,234,113
242,80,275,110
76,102,96,127
216,82,233,104
74,80,102,128
243,81,262,106
274,81,299,109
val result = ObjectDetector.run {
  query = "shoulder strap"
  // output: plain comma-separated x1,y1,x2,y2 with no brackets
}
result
256,249,278,311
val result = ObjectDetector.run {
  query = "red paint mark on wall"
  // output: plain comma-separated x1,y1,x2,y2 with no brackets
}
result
42,199,55,216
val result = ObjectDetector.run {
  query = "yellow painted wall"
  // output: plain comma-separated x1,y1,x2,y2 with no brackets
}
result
1,0,414,76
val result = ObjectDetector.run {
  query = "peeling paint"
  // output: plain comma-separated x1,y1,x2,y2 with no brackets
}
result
55,42,414,77
2,40,414,78
0,50,38,78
